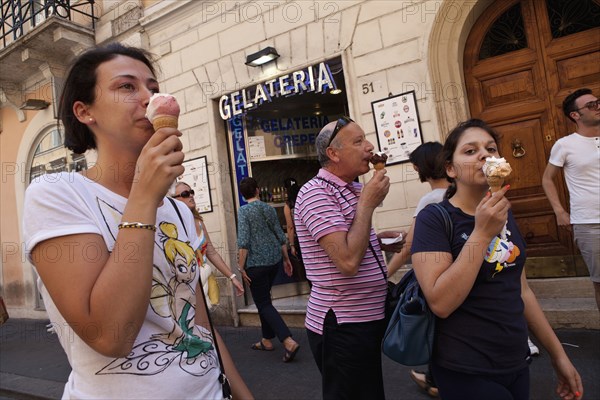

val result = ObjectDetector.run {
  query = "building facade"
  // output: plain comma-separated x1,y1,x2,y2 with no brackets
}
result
1,0,599,323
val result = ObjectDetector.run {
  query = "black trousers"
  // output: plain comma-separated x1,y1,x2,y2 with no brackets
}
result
432,363,530,400
246,262,292,342
307,309,386,400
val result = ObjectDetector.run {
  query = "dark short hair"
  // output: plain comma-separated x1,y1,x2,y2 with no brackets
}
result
240,177,259,200
408,141,446,183
59,43,157,154
442,119,500,198
562,88,593,123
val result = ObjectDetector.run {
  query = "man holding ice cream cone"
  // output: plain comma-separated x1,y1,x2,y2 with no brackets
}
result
294,116,405,399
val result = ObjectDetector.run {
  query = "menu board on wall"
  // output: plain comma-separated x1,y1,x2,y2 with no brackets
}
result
178,156,213,214
248,136,267,159
371,90,424,166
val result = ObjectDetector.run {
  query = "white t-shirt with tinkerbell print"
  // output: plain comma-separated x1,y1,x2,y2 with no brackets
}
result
22,172,222,399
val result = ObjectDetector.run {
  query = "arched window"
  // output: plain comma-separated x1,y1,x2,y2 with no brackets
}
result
29,127,88,183
546,0,600,38
479,3,528,60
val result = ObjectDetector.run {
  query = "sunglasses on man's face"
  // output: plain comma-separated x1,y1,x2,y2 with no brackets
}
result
173,190,195,199
327,116,354,147
575,99,600,112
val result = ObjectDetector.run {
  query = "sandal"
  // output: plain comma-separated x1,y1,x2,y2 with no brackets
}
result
409,370,439,398
283,344,300,363
251,341,274,351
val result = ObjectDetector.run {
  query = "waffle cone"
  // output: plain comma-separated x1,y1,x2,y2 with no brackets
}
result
487,176,504,192
373,163,386,171
152,115,178,130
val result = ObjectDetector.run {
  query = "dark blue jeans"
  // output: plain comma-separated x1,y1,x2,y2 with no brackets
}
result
432,363,530,400
307,309,386,400
246,262,292,342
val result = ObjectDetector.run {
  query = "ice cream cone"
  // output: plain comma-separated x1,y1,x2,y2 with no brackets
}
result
487,176,504,192
370,152,388,171
152,115,178,130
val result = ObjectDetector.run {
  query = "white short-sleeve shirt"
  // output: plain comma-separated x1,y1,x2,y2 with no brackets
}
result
22,172,222,399
548,133,600,224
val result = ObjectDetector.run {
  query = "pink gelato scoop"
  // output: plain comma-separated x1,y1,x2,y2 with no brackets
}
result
146,93,180,130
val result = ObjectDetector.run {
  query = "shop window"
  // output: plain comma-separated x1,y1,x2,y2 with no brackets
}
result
546,0,600,38
50,129,62,148
479,3,528,60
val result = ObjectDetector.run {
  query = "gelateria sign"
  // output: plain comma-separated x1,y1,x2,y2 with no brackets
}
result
219,62,336,120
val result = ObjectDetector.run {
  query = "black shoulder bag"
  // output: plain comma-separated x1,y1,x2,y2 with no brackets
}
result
168,197,233,399
382,202,453,366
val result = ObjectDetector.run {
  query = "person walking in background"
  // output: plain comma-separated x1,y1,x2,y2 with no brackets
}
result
283,177,301,260
283,177,309,283
387,141,450,277
386,141,449,398
294,117,405,399
411,119,583,400
236,177,300,363
542,88,600,311
22,43,251,399
172,181,244,308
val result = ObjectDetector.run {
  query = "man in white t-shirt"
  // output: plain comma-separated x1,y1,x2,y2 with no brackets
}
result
542,88,600,311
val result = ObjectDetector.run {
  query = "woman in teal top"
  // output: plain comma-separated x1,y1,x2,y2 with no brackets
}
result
237,177,300,363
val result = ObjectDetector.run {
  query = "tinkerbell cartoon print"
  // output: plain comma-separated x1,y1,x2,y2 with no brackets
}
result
96,200,218,377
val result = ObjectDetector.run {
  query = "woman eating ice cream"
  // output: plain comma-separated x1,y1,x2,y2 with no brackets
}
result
410,119,583,400
22,43,252,399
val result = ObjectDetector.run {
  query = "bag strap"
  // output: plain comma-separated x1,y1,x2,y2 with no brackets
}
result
430,203,453,243
254,202,279,240
167,197,188,237
313,176,388,280
167,197,232,399
390,203,454,309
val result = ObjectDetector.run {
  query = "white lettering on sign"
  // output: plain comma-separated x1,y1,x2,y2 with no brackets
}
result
219,62,336,120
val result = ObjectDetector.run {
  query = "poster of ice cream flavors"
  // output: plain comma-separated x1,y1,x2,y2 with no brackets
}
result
370,90,424,166
177,156,213,213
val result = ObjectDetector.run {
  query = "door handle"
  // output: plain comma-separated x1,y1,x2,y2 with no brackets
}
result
511,139,526,158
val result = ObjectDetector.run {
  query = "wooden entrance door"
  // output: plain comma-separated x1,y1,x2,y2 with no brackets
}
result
464,0,600,277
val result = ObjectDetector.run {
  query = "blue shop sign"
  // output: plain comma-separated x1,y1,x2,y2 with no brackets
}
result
229,116,248,206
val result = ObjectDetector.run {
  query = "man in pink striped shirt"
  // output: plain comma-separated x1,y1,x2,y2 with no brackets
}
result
295,117,405,399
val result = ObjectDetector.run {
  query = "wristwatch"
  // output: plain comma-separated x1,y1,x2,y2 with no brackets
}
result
229,273,237,280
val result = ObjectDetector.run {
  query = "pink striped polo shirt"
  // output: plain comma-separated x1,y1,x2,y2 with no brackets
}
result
294,168,387,335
